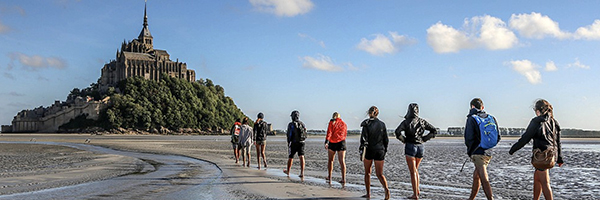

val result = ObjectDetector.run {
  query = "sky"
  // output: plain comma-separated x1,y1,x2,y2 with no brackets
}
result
1,0,599,131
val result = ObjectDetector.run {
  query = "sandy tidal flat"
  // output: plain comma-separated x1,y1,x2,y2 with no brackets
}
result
0,134,599,199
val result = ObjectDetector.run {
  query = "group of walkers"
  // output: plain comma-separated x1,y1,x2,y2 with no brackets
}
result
229,98,564,200
230,113,269,168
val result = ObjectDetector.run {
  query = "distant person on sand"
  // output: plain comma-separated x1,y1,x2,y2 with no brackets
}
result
360,106,390,199
464,98,501,200
284,110,307,177
509,99,564,200
230,118,242,163
238,117,253,167
253,112,269,169
325,112,347,183
394,103,437,199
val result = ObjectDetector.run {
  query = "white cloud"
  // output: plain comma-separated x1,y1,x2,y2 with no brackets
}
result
474,15,519,50
567,58,590,69
357,32,416,55
250,0,314,17
427,22,472,53
7,52,68,70
298,33,325,48
545,61,558,71
574,20,600,40
427,15,517,53
509,60,542,84
300,54,343,72
509,12,570,39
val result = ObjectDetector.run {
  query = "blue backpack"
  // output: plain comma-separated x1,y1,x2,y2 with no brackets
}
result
472,114,499,149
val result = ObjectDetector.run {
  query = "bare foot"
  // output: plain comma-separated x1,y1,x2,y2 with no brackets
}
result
326,176,331,182
258,166,261,170
264,163,268,168
235,160,239,164
246,163,250,167
361,194,370,199
408,195,418,199
384,189,390,199
340,179,345,184
283,169,289,176
298,174,304,178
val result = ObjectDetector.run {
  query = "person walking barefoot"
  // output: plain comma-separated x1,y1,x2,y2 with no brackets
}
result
284,110,307,177
325,112,347,183
238,117,253,167
254,112,269,169
360,106,390,199
509,99,564,200
395,103,437,199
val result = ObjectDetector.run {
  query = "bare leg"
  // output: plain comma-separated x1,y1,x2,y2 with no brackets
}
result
363,159,373,198
256,144,261,169
374,160,390,200
233,146,239,163
327,149,335,181
261,143,267,167
338,150,346,183
476,164,493,200
406,156,419,199
246,146,251,167
534,169,553,200
415,157,422,196
284,158,292,176
469,169,481,200
299,155,305,177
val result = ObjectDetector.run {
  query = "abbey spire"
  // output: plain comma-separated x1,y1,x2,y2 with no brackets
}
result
138,1,153,49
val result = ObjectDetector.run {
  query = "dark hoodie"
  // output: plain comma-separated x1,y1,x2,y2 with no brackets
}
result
509,114,563,164
464,108,501,156
287,111,306,143
360,117,388,152
394,103,437,144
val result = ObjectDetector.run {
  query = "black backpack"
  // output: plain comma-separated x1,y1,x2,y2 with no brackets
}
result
293,121,307,142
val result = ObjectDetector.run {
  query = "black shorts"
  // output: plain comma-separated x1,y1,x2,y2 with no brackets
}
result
288,142,305,158
328,140,347,151
365,149,386,161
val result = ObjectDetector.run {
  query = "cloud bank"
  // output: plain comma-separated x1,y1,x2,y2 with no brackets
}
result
250,0,314,17
427,15,517,53
7,52,68,70
357,32,416,56
427,12,600,53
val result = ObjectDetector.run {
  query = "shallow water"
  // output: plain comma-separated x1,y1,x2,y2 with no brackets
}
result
0,142,228,200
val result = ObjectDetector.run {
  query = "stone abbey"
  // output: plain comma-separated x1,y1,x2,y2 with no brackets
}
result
99,3,196,90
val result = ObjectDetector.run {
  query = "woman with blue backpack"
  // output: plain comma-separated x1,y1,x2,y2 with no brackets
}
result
394,103,437,199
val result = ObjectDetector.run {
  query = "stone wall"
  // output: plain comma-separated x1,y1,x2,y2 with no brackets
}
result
10,97,109,133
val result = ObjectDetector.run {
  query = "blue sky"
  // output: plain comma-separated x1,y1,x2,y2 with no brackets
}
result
1,0,599,131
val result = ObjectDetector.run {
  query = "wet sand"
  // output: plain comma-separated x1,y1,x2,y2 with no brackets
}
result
0,134,599,199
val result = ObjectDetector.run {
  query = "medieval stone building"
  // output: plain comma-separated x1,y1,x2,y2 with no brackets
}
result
99,3,195,90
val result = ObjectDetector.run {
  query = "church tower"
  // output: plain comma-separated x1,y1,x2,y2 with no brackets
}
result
138,1,153,50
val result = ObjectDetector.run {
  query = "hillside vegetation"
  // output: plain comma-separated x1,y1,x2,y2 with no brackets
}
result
65,75,248,134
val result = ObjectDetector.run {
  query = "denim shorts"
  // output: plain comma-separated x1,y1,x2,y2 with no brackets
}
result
405,143,424,158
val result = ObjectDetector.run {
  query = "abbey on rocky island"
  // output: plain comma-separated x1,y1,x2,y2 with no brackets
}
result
2,2,196,133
